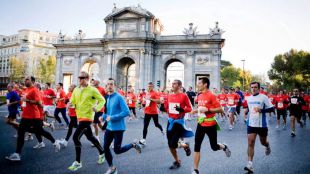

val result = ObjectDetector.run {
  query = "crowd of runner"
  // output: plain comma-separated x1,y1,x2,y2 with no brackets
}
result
3,71,310,174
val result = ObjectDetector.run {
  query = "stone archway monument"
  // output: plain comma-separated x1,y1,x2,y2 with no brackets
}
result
54,5,225,91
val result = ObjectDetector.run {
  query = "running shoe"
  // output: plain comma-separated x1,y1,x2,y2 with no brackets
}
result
244,161,254,173
223,144,231,157
291,131,296,137
5,153,21,161
33,142,45,149
49,122,55,132
265,144,271,156
169,161,181,170
184,142,191,156
132,142,142,153
191,169,199,174
97,154,105,164
60,139,68,147
139,139,146,146
68,161,82,171
104,167,118,174
53,140,61,152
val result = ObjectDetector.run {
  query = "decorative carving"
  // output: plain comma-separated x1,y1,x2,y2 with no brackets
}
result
183,23,199,37
209,22,224,38
57,30,65,43
88,53,93,57
196,56,210,65
75,29,86,40
187,51,194,56
74,53,80,58
139,49,145,54
63,57,73,65
123,49,129,55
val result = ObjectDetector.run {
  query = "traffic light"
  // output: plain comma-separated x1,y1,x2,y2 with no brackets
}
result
157,80,160,87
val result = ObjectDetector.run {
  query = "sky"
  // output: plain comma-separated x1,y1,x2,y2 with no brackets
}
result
1,0,309,76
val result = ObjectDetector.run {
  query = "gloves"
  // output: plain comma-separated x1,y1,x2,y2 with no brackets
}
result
175,105,185,112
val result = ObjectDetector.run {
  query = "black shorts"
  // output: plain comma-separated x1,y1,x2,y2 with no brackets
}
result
142,104,146,107
93,112,103,123
129,107,136,115
276,109,287,119
8,112,17,119
166,122,184,149
290,111,302,119
247,126,268,137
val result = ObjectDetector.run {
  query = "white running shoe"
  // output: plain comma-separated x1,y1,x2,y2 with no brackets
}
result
33,142,45,149
68,161,82,171
60,139,68,147
244,161,254,173
104,167,118,174
139,139,146,146
5,153,21,161
53,140,61,152
229,125,233,130
275,125,279,129
223,144,231,157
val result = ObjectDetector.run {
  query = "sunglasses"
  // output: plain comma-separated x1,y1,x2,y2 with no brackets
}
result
78,76,87,79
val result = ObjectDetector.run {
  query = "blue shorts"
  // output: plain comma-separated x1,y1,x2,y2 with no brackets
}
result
227,107,236,113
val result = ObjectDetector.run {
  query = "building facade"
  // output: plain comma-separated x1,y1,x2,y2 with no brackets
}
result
54,5,225,91
0,29,57,88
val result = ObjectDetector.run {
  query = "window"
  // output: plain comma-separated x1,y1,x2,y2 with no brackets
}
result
40,36,43,40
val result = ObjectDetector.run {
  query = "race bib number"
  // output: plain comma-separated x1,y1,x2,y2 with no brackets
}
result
56,93,60,99
160,97,164,101
291,98,297,104
278,102,283,108
128,100,132,105
197,106,206,117
220,100,226,105
22,101,26,107
228,99,234,105
169,103,180,114
145,99,151,107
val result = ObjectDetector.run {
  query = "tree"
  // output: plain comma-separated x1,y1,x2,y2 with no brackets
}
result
37,56,56,83
221,60,232,69
9,56,26,82
268,49,310,90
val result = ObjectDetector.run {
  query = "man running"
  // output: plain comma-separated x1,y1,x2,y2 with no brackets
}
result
289,88,305,137
54,83,69,127
190,77,231,174
217,88,228,121
226,87,239,130
164,79,193,170
6,83,20,133
67,71,105,171
5,76,61,161
243,81,274,173
102,78,142,174
42,83,56,118
275,90,289,129
126,85,138,121
139,82,164,146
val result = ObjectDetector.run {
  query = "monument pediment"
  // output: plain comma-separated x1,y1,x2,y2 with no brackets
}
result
104,7,154,21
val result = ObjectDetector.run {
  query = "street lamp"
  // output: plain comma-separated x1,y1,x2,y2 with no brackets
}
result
241,59,245,90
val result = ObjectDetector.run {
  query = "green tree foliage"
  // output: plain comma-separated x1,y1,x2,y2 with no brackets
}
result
9,56,26,82
221,65,255,90
37,56,56,83
268,49,310,90
221,60,232,69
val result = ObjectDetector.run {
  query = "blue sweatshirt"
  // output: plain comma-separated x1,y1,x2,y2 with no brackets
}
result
102,92,130,131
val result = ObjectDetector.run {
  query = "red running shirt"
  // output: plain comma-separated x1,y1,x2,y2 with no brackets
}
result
43,88,56,106
56,89,66,108
21,86,41,119
144,90,160,114
165,93,192,120
197,91,221,127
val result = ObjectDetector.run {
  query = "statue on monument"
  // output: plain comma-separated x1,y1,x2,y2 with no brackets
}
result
209,21,225,37
75,29,86,40
183,23,199,37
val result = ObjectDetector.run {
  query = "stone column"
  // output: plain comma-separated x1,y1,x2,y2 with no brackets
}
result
55,53,62,83
138,49,145,89
103,50,112,80
73,53,81,85
184,51,194,88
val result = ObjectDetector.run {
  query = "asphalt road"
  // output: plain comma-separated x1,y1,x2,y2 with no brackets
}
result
0,106,309,174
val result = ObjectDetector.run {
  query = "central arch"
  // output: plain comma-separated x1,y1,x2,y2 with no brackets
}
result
116,57,136,91
165,59,184,90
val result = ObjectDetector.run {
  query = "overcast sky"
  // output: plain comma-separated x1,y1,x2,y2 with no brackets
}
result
1,0,309,76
